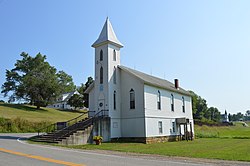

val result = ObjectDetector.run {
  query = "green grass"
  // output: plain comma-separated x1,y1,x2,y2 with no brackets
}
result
65,138,250,161
195,123,250,139
0,103,84,132
56,123,250,162
0,103,83,123
5,102,248,161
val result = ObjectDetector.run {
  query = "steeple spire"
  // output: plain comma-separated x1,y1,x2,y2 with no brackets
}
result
92,18,123,48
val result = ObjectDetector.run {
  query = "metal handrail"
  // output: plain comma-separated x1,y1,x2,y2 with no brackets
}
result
37,111,92,136
51,109,109,141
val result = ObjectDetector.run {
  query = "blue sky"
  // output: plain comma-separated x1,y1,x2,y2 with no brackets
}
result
0,0,249,114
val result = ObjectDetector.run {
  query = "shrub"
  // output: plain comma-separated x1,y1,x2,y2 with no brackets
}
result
0,117,52,133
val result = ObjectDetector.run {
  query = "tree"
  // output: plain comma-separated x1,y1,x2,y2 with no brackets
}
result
189,90,222,123
244,110,250,121
67,94,84,110
236,112,244,120
1,52,75,109
204,107,212,120
228,113,232,121
77,76,93,108
84,77,93,90
77,77,93,95
204,107,221,122
209,107,221,122
246,110,250,116
189,91,208,120
231,112,244,121
232,114,237,121
57,71,76,93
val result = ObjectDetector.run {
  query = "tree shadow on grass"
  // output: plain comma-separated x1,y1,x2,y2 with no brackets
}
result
56,109,87,114
0,103,47,112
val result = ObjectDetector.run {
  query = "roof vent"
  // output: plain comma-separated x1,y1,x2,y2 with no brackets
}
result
174,79,179,89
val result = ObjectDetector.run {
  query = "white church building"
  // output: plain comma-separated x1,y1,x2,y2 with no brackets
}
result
85,18,194,143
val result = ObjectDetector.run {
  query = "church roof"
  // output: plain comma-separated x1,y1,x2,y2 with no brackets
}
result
84,82,94,94
92,18,123,48
118,66,191,96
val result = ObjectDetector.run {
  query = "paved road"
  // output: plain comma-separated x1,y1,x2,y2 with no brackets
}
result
0,133,248,166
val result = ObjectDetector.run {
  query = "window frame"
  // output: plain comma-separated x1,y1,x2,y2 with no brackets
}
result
113,91,116,110
129,89,135,109
113,49,116,61
113,67,116,84
172,122,176,133
158,121,163,134
100,50,103,61
157,90,161,110
171,94,174,112
100,66,103,84
182,96,185,113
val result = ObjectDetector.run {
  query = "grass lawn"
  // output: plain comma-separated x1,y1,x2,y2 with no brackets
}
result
195,122,250,138
0,103,83,123
4,102,248,161
65,138,250,161
58,123,250,162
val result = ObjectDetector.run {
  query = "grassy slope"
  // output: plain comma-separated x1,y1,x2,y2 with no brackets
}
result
0,103,83,123
195,122,250,138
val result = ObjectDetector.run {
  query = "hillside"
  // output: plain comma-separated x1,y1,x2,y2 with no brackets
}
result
0,103,83,123
195,122,250,138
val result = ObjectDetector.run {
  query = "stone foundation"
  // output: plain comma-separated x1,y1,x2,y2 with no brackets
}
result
145,136,178,144
111,135,178,144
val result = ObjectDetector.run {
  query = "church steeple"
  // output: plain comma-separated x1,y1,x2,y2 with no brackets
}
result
92,18,123,48
92,18,122,116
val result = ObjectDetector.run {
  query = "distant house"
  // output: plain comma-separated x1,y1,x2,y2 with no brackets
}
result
221,110,229,122
47,91,79,110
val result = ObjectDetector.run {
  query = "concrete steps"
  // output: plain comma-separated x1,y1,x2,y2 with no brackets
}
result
34,117,93,145
59,125,93,145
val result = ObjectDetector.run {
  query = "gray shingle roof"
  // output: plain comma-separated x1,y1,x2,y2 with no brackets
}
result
118,65,191,96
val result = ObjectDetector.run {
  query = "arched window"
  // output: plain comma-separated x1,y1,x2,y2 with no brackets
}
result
130,89,135,109
100,66,103,84
113,91,116,110
113,67,116,84
113,49,116,61
157,90,161,110
182,96,185,113
100,50,103,61
171,94,174,111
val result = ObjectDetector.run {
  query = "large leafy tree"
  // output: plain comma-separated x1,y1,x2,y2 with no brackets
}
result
206,107,221,122
189,91,208,120
1,52,75,109
189,90,222,122
57,71,76,93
